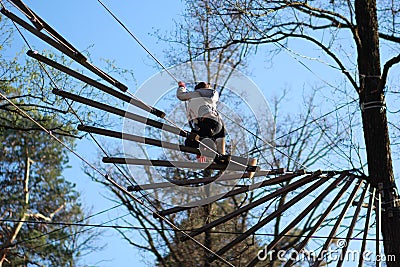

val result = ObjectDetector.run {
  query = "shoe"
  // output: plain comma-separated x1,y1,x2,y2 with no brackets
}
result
197,155,207,163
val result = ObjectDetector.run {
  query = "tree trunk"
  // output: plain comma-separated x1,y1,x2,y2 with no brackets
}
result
355,0,400,265
0,153,32,266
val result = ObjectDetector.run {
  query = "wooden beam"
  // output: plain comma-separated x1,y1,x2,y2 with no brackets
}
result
52,89,188,137
182,171,323,242
130,169,288,191
283,174,353,267
155,171,307,218
1,7,127,91
9,0,85,61
78,125,197,154
102,157,259,172
79,126,259,170
8,0,44,30
249,173,352,267
337,183,370,267
311,180,363,267
358,187,376,267
28,52,165,118
208,172,334,263
1,8,79,61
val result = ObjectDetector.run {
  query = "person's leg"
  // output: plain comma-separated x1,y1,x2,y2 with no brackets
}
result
213,120,231,163
214,118,226,155
195,118,224,162
216,137,226,155
214,137,231,164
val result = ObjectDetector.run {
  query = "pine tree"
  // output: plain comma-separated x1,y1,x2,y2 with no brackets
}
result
0,16,99,266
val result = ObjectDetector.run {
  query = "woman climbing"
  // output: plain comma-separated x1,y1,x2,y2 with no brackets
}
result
176,81,230,163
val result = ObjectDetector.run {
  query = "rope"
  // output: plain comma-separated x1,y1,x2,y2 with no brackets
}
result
0,203,126,250
0,90,142,203
94,0,352,174
1,0,138,189
96,0,357,173
0,90,235,267
3,15,237,265
97,0,179,83
0,217,386,242
218,109,309,170
96,0,252,172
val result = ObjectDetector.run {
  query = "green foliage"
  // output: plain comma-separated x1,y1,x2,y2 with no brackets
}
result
0,16,98,266
0,90,86,267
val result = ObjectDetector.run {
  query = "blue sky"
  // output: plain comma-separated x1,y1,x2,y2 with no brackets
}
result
3,0,393,266
5,1,184,266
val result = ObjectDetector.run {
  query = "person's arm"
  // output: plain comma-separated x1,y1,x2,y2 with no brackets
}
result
176,81,199,101
211,90,219,103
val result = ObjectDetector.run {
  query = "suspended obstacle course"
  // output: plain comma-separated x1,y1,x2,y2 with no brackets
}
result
1,1,385,266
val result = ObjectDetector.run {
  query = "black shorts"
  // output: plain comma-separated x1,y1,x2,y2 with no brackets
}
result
195,117,226,139
185,117,226,149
